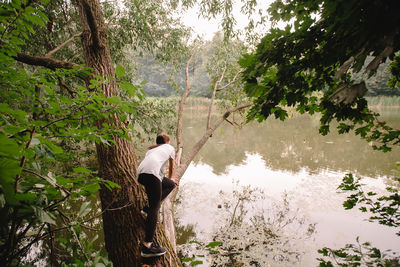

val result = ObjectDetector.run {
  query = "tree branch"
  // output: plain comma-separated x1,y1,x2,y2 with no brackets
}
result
22,169,71,196
45,32,81,58
176,53,194,166
207,66,226,130
365,38,394,77
216,69,244,92
15,53,78,70
173,102,253,182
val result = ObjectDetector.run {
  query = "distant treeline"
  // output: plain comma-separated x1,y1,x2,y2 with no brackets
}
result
134,51,399,98
366,96,400,106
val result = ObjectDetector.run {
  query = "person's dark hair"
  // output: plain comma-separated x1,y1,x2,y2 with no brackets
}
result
149,133,170,149
156,133,169,144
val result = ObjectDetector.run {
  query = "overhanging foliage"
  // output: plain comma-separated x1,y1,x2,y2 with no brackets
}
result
240,0,400,151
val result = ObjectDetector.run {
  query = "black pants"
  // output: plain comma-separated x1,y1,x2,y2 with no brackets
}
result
138,173,176,242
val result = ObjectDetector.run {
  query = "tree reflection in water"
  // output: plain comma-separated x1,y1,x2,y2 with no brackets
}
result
176,181,316,267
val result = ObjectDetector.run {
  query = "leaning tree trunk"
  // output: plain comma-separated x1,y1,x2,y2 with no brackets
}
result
162,103,252,249
76,0,181,266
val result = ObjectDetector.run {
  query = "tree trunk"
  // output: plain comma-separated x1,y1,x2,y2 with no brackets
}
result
163,103,252,249
76,0,181,266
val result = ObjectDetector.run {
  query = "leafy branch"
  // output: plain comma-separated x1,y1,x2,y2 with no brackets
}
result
339,173,400,233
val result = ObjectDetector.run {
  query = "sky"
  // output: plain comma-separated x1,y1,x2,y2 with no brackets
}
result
180,0,275,41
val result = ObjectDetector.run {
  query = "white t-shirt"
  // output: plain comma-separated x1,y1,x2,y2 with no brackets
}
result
137,144,175,181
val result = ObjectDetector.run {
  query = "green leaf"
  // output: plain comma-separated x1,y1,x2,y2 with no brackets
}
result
82,183,100,194
57,237,68,244
120,81,138,96
34,207,56,225
103,180,121,190
0,132,22,157
182,257,194,262
189,240,202,246
15,192,36,203
190,261,203,266
73,167,92,174
115,65,125,78
205,241,222,248
0,158,21,205
99,136,111,146
26,14,45,27
78,201,92,218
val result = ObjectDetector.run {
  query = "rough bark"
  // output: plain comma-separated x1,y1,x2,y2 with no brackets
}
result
76,0,181,266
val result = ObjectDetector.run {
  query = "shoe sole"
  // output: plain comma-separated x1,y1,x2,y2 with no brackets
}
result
141,251,166,257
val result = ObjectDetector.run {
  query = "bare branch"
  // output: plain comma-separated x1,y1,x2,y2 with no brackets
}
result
45,33,81,58
176,53,195,166
365,39,394,77
216,69,244,92
173,102,253,182
328,81,367,104
334,56,354,79
335,45,366,79
207,66,226,130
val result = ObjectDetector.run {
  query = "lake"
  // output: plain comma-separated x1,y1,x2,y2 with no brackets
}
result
174,106,400,266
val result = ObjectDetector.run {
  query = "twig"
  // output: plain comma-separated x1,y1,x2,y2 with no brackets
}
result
22,169,71,195
58,77,76,97
216,69,244,92
60,211,90,261
14,126,36,192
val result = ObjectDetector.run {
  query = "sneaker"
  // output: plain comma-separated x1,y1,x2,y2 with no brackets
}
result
141,243,166,257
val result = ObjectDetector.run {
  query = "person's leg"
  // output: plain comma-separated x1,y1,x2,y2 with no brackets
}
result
161,177,176,201
138,173,162,243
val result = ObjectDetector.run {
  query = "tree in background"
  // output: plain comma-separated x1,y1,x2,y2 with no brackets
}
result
238,0,400,265
158,35,253,252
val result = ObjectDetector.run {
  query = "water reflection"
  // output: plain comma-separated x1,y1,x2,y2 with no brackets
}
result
177,182,316,266
182,110,400,178
176,109,400,266
176,154,400,266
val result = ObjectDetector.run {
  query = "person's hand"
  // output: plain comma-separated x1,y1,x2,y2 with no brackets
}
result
172,179,179,186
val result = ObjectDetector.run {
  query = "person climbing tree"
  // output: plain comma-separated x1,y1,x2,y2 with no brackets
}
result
137,133,177,257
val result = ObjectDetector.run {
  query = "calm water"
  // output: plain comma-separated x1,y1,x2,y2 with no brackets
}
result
175,107,400,266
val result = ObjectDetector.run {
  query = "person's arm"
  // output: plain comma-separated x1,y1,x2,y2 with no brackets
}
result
169,157,178,184
168,158,174,178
